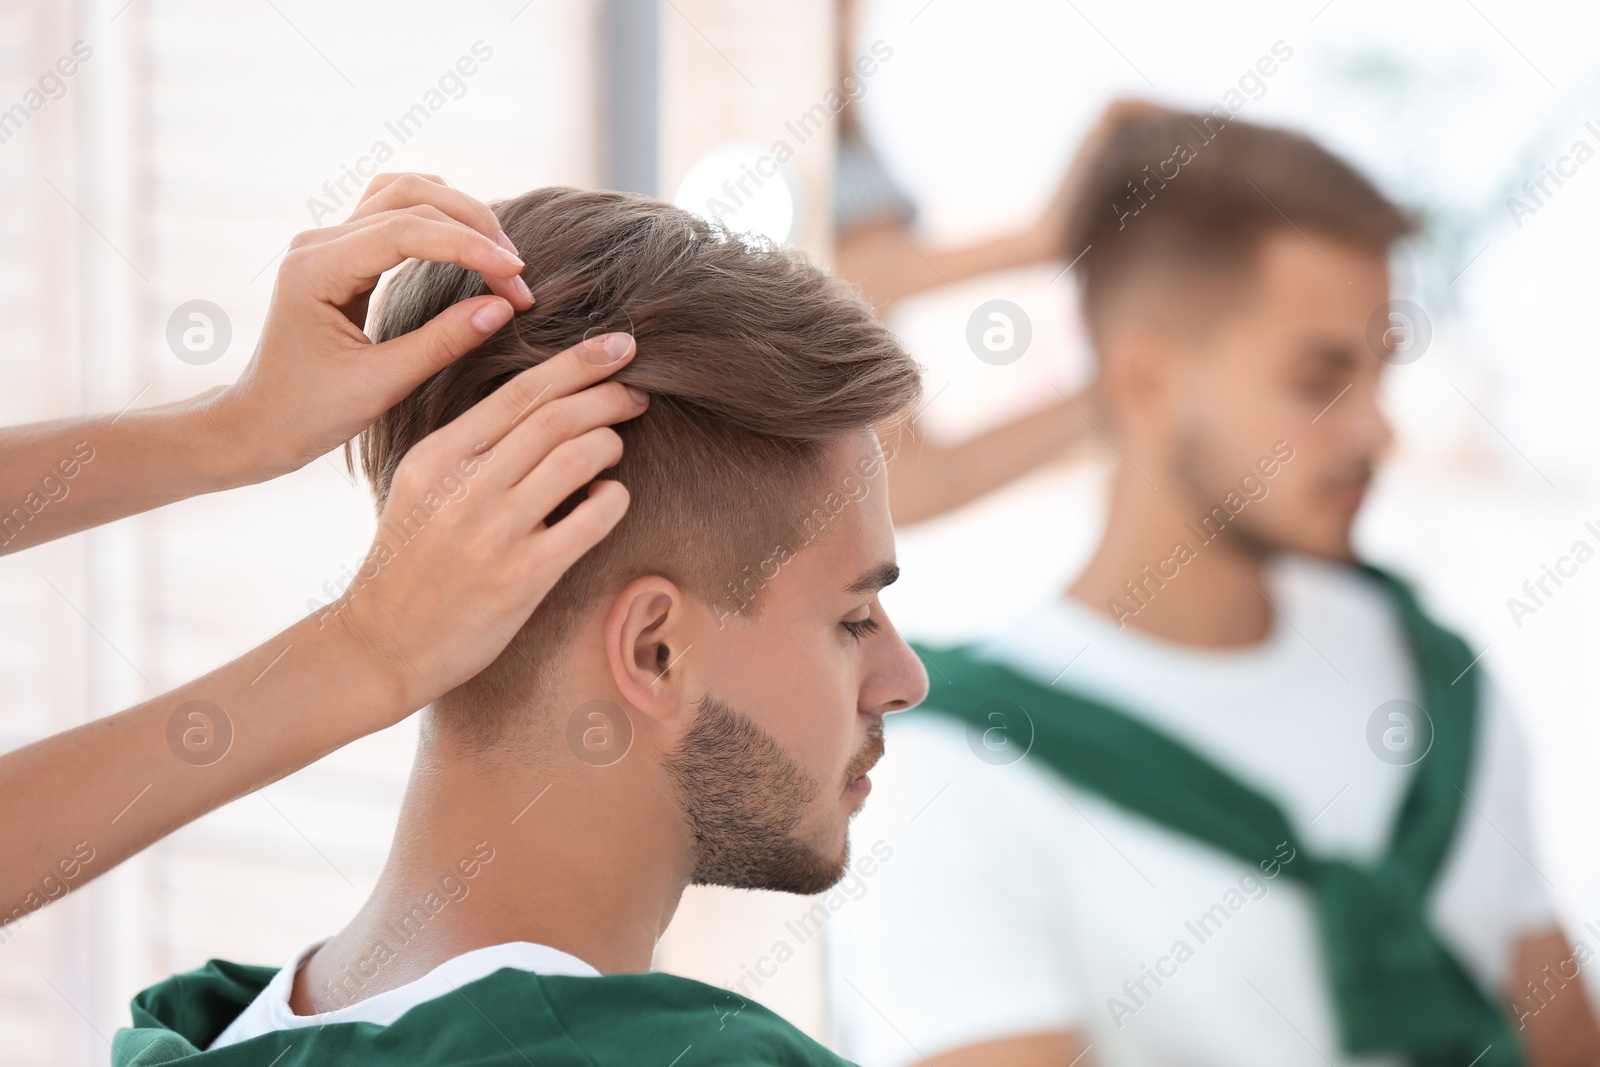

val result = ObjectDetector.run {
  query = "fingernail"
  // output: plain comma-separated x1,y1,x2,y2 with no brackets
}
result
606,333,635,361
511,275,532,301
495,230,517,254
495,245,524,269
626,385,648,404
585,332,633,363
471,301,512,333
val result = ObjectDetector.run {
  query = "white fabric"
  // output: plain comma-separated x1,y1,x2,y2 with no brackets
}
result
208,938,600,1050
825,554,1554,1067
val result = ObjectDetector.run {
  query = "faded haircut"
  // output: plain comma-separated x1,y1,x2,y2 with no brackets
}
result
359,187,922,748
1061,99,1416,344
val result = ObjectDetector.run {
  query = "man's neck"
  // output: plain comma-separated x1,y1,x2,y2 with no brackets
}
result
1068,466,1276,648
290,740,692,1014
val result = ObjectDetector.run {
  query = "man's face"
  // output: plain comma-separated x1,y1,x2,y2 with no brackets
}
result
1158,230,1395,560
664,430,928,895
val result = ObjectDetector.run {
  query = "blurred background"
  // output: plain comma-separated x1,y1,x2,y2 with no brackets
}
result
4,0,1600,1062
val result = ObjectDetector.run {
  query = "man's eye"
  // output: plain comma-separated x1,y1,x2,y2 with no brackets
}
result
842,616,880,641
1298,377,1348,404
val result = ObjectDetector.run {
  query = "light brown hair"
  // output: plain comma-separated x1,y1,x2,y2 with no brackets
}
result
1061,99,1416,342
359,187,921,747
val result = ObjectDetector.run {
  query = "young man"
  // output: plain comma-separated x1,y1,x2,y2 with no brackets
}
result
112,187,929,1065
824,104,1600,1067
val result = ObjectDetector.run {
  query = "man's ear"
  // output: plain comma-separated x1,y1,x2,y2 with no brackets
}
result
1100,319,1180,442
606,576,693,723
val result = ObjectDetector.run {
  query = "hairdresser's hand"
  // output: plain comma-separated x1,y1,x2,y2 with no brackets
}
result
211,173,535,482
0,334,636,921
324,331,647,710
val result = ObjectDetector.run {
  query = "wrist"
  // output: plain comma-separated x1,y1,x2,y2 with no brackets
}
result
123,388,269,496
192,385,304,486
293,602,420,735
1017,223,1059,267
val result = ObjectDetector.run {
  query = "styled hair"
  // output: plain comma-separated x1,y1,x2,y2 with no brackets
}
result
1061,99,1416,342
359,187,921,747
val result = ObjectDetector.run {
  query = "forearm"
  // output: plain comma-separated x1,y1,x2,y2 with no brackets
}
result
0,388,263,556
885,392,1093,526
0,608,405,924
1509,927,1600,1066
836,218,1056,311
916,1031,1091,1067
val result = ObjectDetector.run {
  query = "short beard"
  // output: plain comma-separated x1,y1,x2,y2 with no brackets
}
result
662,692,845,896
1171,421,1281,561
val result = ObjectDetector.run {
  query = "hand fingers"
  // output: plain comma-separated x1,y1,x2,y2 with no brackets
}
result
292,211,526,309
347,175,498,240
288,204,528,312
354,172,449,209
487,380,646,490
525,479,631,586
343,177,533,310
273,175,453,252
367,293,517,391
347,203,530,308
515,422,633,531
273,173,454,250
511,424,627,528
426,333,640,457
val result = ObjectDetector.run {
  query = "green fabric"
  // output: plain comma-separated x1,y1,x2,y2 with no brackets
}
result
911,564,1522,1067
113,958,854,1066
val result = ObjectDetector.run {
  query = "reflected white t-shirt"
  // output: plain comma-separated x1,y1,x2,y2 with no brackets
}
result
825,554,1552,1067
209,938,600,1050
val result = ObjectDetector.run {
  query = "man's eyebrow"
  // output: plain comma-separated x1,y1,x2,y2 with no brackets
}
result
845,561,900,597
1299,339,1358,371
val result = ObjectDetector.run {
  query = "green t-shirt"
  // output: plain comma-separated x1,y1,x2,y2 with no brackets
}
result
113,958,856,1066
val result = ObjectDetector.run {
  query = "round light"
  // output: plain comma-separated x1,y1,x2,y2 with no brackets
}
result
673,140,800,244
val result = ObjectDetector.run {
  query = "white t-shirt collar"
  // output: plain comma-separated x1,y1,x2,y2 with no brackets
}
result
978,553,1307,688
208,937,600,1050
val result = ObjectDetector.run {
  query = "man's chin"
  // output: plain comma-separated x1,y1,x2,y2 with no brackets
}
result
1242,515,1358,565
773,831,852,897
1284,527,1359,564
689,830,850,896
787,857,852,897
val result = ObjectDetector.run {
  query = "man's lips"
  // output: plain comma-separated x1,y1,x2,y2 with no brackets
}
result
1329,476,1371,511
845,729,885,793
846,753,877,799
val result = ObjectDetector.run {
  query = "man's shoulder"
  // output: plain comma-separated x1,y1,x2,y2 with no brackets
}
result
115,959,854,1066
1275,554,1411,637
535,970,851,1064
121,957,278,1061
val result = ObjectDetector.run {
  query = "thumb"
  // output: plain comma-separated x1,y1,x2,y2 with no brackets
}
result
372,294,515,389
